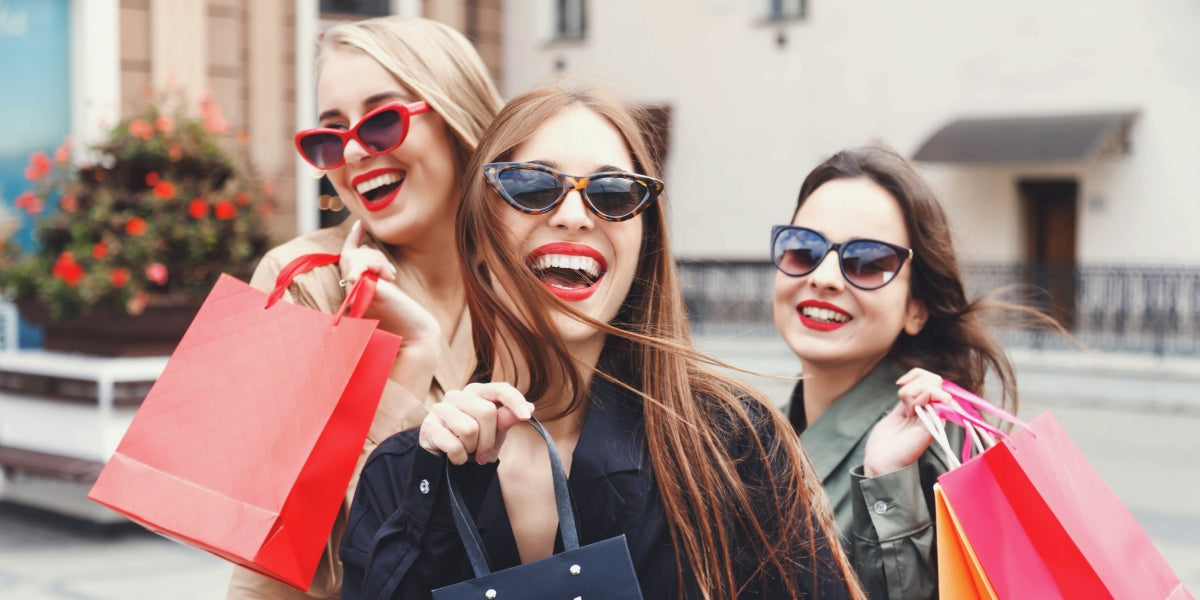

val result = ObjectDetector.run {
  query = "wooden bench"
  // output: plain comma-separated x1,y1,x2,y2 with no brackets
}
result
0,444,105,481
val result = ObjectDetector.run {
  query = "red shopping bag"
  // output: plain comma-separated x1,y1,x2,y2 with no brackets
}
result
938,410,1193,600
88,253,401,590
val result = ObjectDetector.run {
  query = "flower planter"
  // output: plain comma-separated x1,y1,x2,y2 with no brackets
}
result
16,298,199,357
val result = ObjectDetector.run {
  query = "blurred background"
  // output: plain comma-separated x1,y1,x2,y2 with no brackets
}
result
0,0,1196,597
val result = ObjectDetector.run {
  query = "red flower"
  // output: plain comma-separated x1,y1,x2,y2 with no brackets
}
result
25,151,51,180
92,242,109,260
153,180,176,200
53,138,71,163
168,142,183,162
52,252,84,287
126,290,149,315
145,262,168,286
59,193,78,212
125,217,148,235
155,116,174,133
145,171,159,186
110,268,131,288
14,191,43,215
214,200,237,220
235,191,251,206
188,198,209,218
129,119,154,140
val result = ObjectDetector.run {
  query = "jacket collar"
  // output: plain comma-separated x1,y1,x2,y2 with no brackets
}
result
798,359,908,483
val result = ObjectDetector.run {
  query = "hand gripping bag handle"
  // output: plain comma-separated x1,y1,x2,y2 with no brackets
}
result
444,418,578,577
264,252,378,321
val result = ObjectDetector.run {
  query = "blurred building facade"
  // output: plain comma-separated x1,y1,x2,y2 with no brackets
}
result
500,0,1200,354
5,0,1195,353
3,0,500,244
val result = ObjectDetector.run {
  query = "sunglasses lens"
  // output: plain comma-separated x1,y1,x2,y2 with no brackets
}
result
495,168,564,211
585,176,648,219
842,240,902,289
773,228,828,276
358,108,405,153
298,132,345,169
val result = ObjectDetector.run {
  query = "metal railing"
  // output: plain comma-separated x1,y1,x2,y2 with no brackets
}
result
677,260,1200,356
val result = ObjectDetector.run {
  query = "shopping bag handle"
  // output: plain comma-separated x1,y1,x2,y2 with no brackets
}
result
444,418,579,578
265,252,377,321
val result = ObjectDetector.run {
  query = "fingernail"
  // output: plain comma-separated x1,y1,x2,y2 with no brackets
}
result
522,403,534,418
477,452,493,464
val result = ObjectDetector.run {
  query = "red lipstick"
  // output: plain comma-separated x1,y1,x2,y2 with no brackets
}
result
351,168,404,212
796,299,852,332
527,242,607,302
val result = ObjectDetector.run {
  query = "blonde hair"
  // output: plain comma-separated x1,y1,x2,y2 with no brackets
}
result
317,16,503,167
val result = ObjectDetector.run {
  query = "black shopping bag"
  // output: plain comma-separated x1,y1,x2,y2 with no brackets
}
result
432,419,643,599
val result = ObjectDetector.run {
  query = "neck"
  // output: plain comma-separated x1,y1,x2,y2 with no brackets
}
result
800,356,884,424
497,333,605,430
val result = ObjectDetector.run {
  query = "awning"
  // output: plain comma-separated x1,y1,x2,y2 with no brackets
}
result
912,111,1139,164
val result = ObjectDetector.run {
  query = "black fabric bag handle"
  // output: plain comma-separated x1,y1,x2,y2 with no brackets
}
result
444,417,579,578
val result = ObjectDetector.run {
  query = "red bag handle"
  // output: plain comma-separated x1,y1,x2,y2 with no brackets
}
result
264,252,378,322
266,253,340,308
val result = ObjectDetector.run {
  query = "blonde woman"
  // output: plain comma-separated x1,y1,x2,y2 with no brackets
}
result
226,16,502,599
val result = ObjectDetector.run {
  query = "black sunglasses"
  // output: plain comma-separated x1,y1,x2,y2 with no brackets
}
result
771,225,913,290
294,101,429,170
483,162,663,222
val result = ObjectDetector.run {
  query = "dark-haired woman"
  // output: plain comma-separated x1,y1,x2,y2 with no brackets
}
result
340,82,866,599
772,146,1024,598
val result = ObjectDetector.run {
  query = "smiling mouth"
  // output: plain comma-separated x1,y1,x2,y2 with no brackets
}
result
529,254,604,291
355,172,404,205
799,305,850,324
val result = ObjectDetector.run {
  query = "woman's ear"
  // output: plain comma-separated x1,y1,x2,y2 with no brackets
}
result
903,298,929,336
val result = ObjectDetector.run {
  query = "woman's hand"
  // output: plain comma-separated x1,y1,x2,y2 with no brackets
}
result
419,382,536,465
862,368,953,477
340,220,442,389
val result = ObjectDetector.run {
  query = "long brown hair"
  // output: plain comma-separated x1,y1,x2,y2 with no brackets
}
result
793,146,1059,412
458,82,863,598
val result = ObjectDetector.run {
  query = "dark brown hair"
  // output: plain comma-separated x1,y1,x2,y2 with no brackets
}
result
793,145,1060,412
458,82,863,599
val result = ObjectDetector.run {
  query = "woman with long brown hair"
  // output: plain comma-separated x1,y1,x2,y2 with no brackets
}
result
772,146,1036,598
339,82,865,599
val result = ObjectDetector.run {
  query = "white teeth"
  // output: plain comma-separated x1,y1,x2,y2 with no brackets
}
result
801,306,850,323
355,172,403,195
532,254,601,279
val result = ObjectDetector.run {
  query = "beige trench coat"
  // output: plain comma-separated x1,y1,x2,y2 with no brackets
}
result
225,221,475,599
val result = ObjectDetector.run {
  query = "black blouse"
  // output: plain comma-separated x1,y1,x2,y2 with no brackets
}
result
340,373,852,599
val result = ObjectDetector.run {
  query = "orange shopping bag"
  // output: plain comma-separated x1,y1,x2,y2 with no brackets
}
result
934,484,997,599
88,253,400,590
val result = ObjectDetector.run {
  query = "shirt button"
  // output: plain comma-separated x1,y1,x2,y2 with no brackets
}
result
419,479,430,494
873,500,888,515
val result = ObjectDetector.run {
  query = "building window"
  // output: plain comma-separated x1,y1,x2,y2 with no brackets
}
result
554,0,586,41
768,0,807,21
320,0,390,17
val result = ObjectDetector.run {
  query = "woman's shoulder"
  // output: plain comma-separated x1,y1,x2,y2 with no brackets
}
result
258,222,353,267
249,223,352,301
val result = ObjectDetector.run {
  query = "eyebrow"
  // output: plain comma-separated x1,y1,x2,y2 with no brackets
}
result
317,91,409,122
526,159,630,174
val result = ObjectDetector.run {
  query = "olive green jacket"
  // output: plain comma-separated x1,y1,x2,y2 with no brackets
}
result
788,359,961,600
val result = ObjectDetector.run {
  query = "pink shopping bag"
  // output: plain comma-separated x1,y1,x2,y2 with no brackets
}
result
938,409,1192,600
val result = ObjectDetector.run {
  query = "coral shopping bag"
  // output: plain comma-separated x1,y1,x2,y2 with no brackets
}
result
934,386,1193,600
88,253,401,590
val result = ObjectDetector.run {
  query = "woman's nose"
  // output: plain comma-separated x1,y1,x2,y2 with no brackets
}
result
547,189,595,231
807,249,845,291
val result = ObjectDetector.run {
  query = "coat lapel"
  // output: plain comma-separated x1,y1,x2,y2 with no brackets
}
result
799,360,908,485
